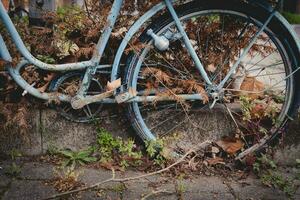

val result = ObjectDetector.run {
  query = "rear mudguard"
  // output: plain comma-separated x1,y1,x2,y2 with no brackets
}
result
111,0,300,83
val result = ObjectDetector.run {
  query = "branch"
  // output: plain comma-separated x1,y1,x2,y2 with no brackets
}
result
44,141,211,200
141,189,173,200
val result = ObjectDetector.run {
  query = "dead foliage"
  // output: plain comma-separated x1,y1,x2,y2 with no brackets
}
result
216,137,245,155
0,99,31,140
45,168,85,193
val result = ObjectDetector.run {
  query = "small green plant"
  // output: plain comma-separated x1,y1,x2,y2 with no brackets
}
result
47,144,60,156
240,96,253,121
97,128,123,162
145,139,167,167
96,128,142,168
175,174,186,200
110,183,127,193
5,149,22,177
253,154,277,173
36,55,56,64
9,149,22,160
254,154,299,198
5,162,21,177
59,148,97,169
260,172,295,197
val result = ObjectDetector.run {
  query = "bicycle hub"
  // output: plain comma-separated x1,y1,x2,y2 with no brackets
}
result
147,29,170,51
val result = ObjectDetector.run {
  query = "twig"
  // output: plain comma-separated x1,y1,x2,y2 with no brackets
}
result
44,141,211,199
141,189,173,200
83,0,96,25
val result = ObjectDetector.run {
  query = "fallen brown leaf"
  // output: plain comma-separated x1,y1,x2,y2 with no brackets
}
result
240,76,265,99
107,78,121,91
44,73,56,82
206,64,216,73
250,103,266,119
2,0,9,11
188,156,199,171
205,157,225,166
38,73,56,93
100,162,124,172
216,137,244,155
0,59,10,71
111,27,127,38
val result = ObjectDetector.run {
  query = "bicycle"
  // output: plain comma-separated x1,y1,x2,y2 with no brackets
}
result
1,0,300,160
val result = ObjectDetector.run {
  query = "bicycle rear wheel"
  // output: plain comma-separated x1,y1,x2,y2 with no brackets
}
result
124,0,299,155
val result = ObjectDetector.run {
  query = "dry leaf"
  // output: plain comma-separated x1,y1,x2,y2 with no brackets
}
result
44,73,55,82
107,78,121,91
0,59,10,71
240,77,265,99
38,73,56,93
211,146,220,154
216,137,244,155
250,103,266,119
2,0,9,11
100,162,124,172
124,43,148,54
142,67,173,85
188,156,199,171
206,157,225,166
111,27,127,38
207,64,216,73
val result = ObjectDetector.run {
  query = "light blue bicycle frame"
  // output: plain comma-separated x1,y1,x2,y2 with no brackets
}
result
0,0,276,107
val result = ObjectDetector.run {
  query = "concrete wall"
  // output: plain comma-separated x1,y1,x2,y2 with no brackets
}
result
0,107,131,156
0,107,299,166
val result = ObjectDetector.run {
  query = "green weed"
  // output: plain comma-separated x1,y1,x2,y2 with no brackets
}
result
59,148,97,169
145,139,167,167
96,128,142,168
254,154,299,198
5,162,21,177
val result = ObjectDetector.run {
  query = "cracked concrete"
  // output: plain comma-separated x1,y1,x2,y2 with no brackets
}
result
0,160,299,200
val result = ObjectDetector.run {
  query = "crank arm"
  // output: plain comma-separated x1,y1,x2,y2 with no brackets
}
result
71,78,121,109
71,90,115,109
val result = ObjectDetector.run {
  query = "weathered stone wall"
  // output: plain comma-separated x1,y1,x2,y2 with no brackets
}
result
0,107,299,166
0,107,130,156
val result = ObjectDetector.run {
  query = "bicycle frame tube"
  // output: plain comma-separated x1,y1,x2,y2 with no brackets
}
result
7,60,72,101
164,0,213,86
71,0,123,96
0,34,11,62
0,0,123,71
